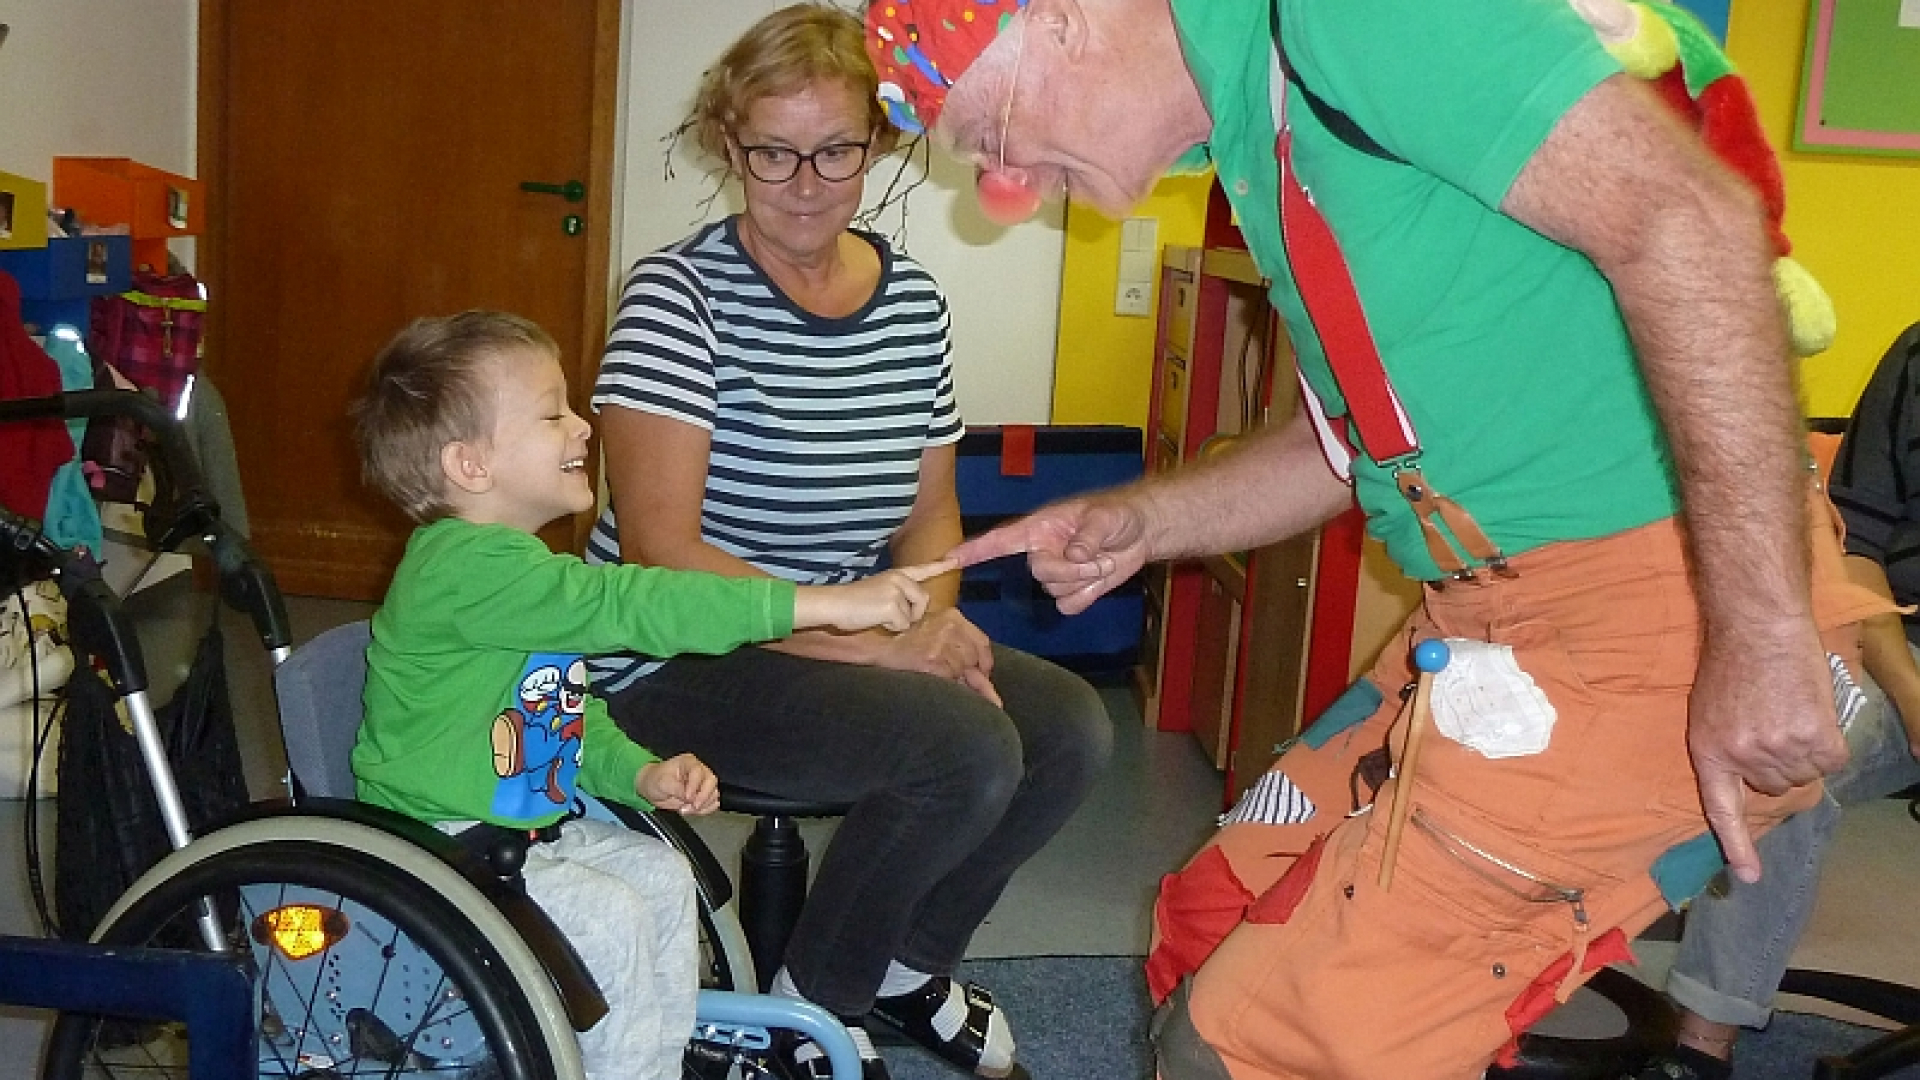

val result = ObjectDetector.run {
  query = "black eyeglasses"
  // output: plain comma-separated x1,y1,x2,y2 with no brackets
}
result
732,137,873,184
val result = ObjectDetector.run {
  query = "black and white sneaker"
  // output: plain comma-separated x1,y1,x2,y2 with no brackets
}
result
871,977,1024,1079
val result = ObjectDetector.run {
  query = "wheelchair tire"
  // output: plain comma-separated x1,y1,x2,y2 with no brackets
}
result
41,816,584,1080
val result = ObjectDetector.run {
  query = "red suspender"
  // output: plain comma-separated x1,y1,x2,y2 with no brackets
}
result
1268,42,1513,579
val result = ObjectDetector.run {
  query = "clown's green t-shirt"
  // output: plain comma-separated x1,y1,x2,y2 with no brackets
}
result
1169,0,1681,580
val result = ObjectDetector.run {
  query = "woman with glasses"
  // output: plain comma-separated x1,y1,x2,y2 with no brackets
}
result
582,7,1111,1079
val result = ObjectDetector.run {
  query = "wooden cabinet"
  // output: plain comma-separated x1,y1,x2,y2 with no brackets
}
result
1143,219,1421,808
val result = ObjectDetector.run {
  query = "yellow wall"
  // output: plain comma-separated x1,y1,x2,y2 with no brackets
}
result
1051,174,1213,427
1727,0,1920,417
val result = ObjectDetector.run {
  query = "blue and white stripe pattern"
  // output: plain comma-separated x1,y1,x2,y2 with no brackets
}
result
1220,769,1318,828
584,218,963,692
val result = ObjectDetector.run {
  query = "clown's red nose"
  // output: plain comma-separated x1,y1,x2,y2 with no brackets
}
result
976,168,1044,226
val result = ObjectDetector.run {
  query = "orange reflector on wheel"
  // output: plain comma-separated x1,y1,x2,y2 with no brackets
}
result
251,904,349,961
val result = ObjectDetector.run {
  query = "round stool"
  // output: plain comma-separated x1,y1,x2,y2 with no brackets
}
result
719,783,854,992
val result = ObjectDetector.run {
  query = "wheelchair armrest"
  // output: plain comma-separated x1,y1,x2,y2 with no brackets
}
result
590,798,735,912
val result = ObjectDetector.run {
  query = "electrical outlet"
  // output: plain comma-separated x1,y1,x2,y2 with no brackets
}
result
1115,281,1152,317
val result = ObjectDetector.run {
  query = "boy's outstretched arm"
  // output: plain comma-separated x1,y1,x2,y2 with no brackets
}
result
794,560,957,633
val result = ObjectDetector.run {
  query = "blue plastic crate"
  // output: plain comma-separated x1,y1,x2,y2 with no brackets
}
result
955,426,1145,677
0,234,132,301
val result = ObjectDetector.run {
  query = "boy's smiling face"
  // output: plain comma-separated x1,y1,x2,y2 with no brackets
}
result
465,345,595,533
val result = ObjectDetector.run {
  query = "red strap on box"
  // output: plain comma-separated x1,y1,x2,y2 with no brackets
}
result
1000,425,1036,477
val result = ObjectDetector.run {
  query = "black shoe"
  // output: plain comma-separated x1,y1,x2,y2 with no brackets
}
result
870,977,1025,1079
683,1037,745,1080
1620,1047,1733,1080
772,1015,891,1080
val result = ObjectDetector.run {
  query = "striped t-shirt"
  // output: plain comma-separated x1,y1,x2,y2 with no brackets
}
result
584,217,964,691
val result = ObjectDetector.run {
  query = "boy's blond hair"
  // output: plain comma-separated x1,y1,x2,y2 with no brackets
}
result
350,311,557,524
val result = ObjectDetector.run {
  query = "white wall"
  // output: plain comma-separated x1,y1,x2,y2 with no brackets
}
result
615,0,1063,425
0,1,197,182
0,1,1061,422
0,0,198,267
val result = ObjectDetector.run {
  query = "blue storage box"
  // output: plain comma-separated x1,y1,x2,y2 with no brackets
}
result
955,426,1146,678
0,234,132,301
19,297,92,336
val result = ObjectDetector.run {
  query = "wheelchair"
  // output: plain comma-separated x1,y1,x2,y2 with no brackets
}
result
0,388,859,1080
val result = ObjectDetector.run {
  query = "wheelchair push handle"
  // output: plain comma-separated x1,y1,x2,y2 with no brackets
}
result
0,389,294,654
0,505,148,695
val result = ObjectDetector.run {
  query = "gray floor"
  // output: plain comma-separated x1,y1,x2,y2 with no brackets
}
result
0,576,1915,1075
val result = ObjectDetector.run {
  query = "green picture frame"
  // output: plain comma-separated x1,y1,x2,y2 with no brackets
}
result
1794,0,1920,157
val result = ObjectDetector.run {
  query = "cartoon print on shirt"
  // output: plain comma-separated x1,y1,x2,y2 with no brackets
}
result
488,652,589,819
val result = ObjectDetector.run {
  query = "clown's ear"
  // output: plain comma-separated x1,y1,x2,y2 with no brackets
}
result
1027,0,1088,62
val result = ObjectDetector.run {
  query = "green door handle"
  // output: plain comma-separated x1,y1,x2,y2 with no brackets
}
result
519,180,586,203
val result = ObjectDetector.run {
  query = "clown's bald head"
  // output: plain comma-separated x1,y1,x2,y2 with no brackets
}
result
865,0,1212,223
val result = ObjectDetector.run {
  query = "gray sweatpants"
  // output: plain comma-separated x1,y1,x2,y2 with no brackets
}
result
524,817,698,1080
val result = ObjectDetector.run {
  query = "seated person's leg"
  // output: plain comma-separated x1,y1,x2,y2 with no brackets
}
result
1651,660,1920,1077
1663,800,1839,1060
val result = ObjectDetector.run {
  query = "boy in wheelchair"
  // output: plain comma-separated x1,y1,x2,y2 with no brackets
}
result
348,310,952,1080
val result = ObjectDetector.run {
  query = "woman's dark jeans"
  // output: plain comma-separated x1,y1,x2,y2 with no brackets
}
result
603,643,1113,1015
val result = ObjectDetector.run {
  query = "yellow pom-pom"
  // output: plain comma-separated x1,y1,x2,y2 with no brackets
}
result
1604,3,1680,79
1775,256,1838,358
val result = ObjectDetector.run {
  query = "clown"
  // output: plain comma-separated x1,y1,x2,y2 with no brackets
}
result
870,0,1881,1077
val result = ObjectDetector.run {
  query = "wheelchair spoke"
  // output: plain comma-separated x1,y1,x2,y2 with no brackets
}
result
48,854,526,1080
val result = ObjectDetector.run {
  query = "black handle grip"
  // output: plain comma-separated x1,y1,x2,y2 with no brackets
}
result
0,390,294,653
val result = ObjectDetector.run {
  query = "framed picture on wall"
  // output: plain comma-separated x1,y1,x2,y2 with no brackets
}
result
1795,0,1920,157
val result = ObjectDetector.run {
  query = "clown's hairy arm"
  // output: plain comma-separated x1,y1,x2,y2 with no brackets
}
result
949,409,1353,614
1502,72,1841,883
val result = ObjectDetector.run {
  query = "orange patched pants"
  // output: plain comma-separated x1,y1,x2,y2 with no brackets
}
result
1151,504,1885,1080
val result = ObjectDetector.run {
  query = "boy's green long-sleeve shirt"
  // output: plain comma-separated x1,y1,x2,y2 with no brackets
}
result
354,517,796,827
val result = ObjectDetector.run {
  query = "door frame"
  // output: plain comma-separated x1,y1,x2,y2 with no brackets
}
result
194,0,623,564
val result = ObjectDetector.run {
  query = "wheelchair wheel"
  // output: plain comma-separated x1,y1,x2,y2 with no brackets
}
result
41,817,583,1080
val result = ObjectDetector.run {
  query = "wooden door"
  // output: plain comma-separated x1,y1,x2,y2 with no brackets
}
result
197,1,620,600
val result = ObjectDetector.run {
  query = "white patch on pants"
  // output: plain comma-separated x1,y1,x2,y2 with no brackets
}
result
522,817,698,1080
1430,639,1557,759
1220,770,1317,827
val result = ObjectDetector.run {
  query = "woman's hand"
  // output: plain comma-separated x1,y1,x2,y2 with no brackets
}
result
871,607,1003,707
637,754,720,815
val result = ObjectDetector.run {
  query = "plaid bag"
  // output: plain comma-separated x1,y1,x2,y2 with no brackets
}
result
79,271,206,503
87,270,205,412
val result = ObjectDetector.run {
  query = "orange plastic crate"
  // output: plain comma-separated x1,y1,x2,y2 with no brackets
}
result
52,157,203,239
